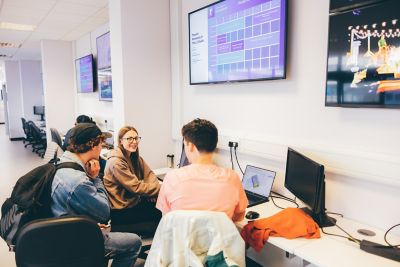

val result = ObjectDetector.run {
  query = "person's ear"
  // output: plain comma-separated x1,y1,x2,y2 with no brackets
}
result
187,141,196,152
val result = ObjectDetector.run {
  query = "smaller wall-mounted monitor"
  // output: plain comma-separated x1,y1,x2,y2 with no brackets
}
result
284,148,336,227
189,0,288,84
75,54,95,93
96,32,111,70
98,68,112,101
33,105,45,121
326,0,400,108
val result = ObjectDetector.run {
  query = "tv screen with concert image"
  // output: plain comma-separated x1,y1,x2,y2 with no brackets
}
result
326,0,400,108
189,0,287,84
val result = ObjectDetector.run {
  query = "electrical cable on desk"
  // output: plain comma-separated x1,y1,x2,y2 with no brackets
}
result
271,190,295,201
270,195,286,209
233,147,244,175
321,218,360,245
384,223,400,247
326,211,344,217
270,195,299,209
321,227,360,244
229,147,234,170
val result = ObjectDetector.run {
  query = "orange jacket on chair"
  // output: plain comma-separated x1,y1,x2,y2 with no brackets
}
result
240,208,320,251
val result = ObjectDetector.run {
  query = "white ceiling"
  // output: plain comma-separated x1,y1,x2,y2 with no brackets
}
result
0,0,109,60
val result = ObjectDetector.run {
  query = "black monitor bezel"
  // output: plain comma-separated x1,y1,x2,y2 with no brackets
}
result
284,147,325,214
325,0,400,109
188,0,288,85
33,105,45,115
75,54,96,93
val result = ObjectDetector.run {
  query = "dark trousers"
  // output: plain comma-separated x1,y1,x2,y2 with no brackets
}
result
110,199,161,237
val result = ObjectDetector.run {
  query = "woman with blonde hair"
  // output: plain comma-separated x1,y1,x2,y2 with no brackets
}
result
103,126,161,235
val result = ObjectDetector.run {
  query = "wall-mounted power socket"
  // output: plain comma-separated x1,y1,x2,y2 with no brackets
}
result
228,141,239,148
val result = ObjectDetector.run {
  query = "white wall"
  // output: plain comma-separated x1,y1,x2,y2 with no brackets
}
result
74,23,113,130
171,0,400,232
19,60,44,121
41,40,76,135
3,61,24,139
0,61,6,124
109,0,173,168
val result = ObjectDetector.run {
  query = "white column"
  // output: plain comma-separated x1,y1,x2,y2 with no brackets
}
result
109,0,173,168
19,60,44,121
41,40,76,136
3,61,24,139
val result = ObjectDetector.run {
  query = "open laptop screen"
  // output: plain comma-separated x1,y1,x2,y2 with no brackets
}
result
242,165,276,197
178,143,190,168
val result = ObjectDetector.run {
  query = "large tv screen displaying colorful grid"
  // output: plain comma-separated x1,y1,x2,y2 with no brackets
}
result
189,0,287,84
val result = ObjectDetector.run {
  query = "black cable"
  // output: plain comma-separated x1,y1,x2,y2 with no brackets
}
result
270,195,286,209
321,221,360,245
326,211,344,217
233,147,244,175
384,223,400,247
229,147,234,170
271,190,294,201
321,227,360,244
270,195,299,209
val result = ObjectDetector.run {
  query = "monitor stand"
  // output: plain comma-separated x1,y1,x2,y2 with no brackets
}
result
301,207,336,228
40,114,45,121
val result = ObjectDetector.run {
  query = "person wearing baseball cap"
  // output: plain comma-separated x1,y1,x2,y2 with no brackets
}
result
51,123,142,267
62,114,96,151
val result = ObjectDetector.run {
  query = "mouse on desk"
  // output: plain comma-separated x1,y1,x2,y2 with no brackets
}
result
245,211,260,220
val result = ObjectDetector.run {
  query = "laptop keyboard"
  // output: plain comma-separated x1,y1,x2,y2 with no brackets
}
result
247,193,262,203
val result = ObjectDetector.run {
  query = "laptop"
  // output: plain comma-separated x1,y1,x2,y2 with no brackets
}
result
242,165,276,207
178,143,190,168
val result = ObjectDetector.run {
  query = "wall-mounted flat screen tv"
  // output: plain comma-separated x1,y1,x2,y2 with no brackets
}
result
326,0,400,108
96,32,111,70
75,54,95,93
98,68,112,101
189,0,288,85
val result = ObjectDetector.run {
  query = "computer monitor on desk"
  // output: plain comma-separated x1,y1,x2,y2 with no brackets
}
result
33,106,45,121
284,148,336,228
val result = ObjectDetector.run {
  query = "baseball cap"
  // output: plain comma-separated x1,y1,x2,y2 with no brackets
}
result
69,123,112,145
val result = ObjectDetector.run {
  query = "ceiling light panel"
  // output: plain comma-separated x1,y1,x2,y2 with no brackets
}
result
0,22,35,31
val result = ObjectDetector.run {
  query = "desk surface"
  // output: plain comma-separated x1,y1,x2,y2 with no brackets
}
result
236,199,400,266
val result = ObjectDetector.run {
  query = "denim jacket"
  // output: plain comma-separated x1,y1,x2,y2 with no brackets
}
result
51,151,110,223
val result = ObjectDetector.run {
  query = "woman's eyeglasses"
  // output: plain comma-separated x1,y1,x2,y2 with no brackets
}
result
123,136,142,143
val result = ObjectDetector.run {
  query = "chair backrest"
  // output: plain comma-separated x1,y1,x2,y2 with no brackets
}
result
50,128,63,147
145,210,245,267
15,216,105,267
43,141,64,162
28,121,45,140
21,118,29,137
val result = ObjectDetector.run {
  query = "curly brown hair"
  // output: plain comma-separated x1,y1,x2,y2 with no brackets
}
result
67,135,105,153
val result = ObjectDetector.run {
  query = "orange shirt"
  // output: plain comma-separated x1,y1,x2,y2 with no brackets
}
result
240,208,321,251
156,164,248,221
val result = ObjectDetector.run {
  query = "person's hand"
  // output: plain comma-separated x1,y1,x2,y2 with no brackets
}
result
85,159,100,179
98,222,111,233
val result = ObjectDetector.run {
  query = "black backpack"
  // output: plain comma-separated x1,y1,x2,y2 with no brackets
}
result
0,161,84,250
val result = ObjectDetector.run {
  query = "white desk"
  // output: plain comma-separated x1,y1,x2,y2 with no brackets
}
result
153,167,173,180
236,201,400,267
236,202,311,254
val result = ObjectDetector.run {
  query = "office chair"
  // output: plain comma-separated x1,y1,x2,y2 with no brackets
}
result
50,128,63,148
15,216,106,267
